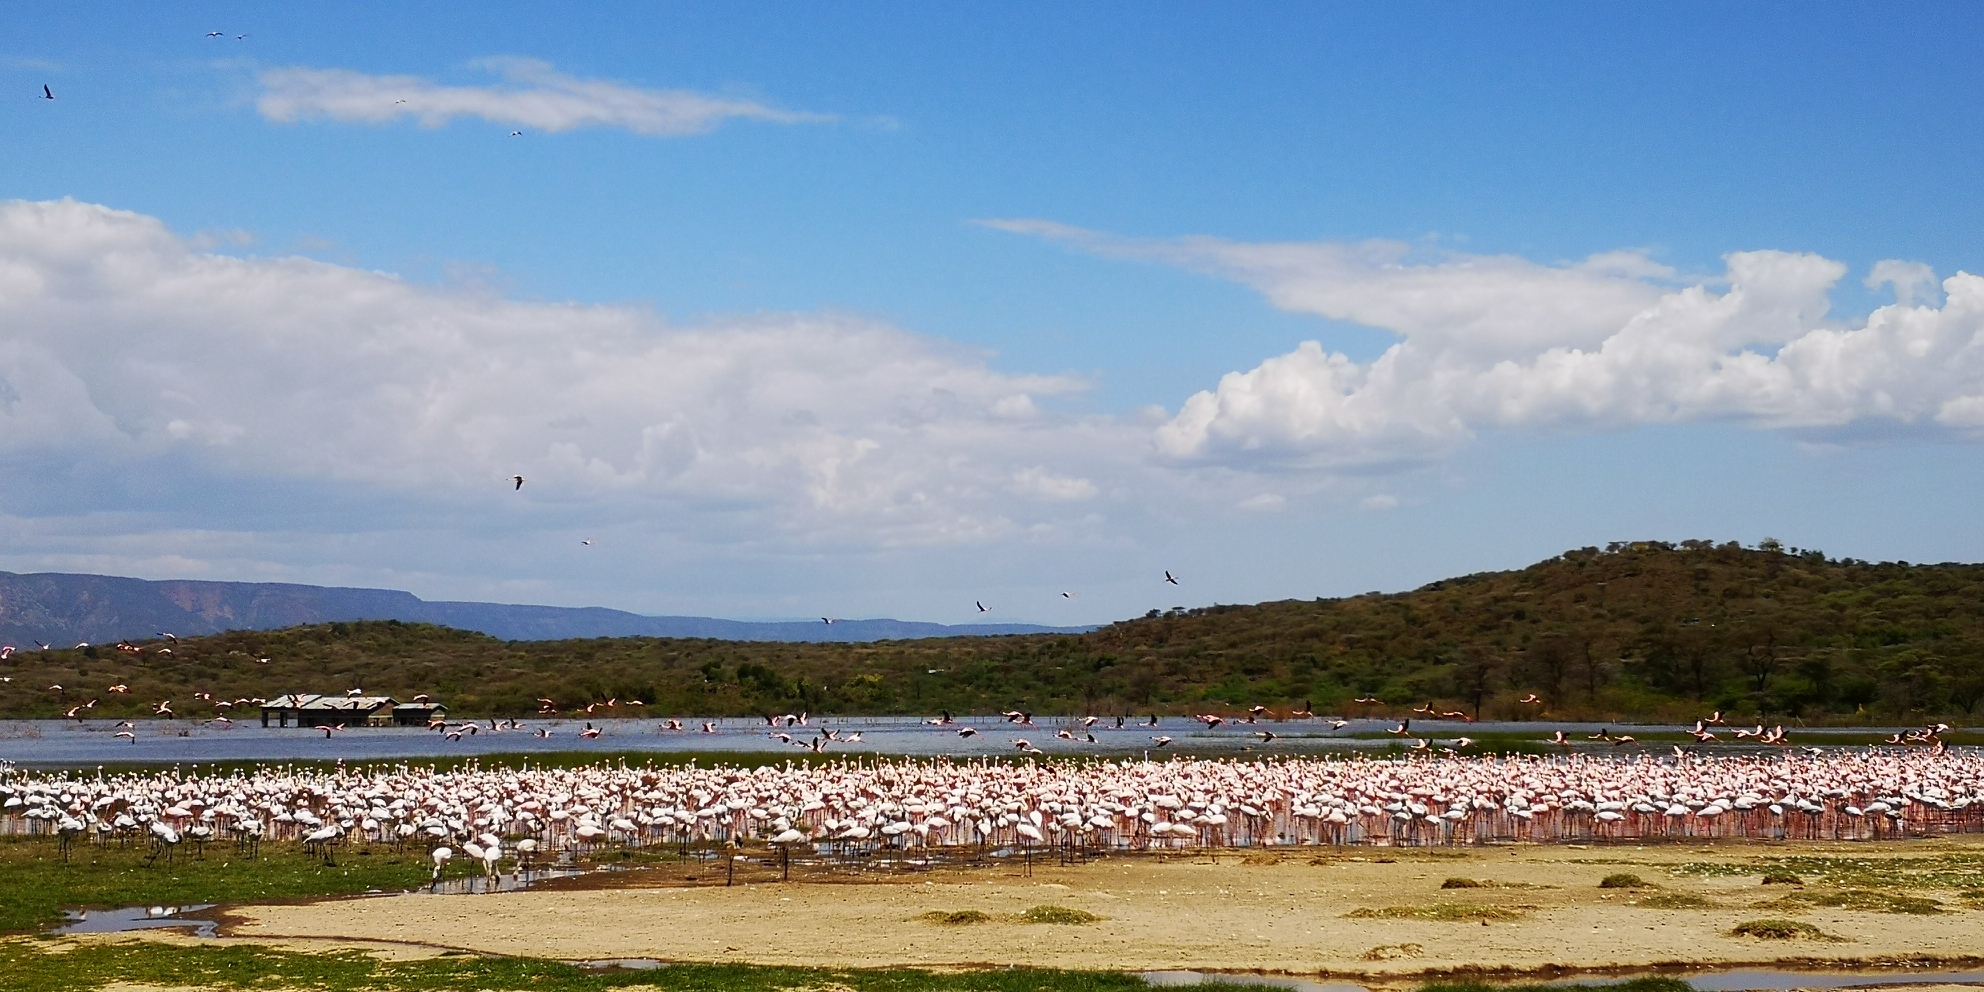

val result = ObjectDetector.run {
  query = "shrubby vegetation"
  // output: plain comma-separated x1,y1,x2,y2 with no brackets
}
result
3,541,1982,723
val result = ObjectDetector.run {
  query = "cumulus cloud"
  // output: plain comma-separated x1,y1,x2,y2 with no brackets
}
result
0,199,1134,550
257,58,832,136
993,220,1984,466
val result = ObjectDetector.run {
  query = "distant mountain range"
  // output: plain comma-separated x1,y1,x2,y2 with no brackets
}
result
0,571,1092,645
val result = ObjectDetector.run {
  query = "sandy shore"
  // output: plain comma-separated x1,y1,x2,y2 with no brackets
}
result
196,839,1984,979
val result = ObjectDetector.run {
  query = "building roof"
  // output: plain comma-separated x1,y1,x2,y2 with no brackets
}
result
260,693,401,711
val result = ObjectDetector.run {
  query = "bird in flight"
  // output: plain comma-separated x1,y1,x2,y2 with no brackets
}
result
42,85,55,100
512,475,525,490
1060,591,1074,599
509,130,523,137
975,601,988,612
821,617,838,624
206,31,224,37
1164,570,1179,585
580,540,593,546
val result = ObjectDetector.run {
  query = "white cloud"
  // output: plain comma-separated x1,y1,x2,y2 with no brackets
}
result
994,220,1984,467
1236,493,1285,512
1011,466,1098,501
0,199,1136,552
257,58,832,136
1359,494,1398,511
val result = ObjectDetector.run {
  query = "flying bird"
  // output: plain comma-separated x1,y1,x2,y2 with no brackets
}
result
1060,591,1074,599
1164,571,1179,585
42,85,54,100
206,31,224,37
512,475,525,490
509,130,523,137
975,601,988,612
580,540,593,546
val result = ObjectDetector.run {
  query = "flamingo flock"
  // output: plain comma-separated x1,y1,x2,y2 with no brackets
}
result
1,748,1980,870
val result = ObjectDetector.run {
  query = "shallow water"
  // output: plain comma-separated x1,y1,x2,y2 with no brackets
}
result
53,903,219,938
0,716,1918,766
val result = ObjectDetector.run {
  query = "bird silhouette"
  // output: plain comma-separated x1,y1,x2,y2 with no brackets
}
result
42,85,54,100
975,601,988,612
1164,570,1179,585
511,475,525,490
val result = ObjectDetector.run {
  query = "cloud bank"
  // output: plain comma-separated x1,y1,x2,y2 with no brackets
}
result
990,220,1984,467
257,58,831,136
0,200,1125,551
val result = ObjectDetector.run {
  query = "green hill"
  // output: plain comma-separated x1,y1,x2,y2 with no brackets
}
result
3,540,1981,724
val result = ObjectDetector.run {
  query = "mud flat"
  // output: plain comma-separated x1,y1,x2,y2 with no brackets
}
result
207,839,1984,979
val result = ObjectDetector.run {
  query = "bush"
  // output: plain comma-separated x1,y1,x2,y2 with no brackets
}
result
1440,877,1485,889
1761,871,1803,885
1599,872,1650,888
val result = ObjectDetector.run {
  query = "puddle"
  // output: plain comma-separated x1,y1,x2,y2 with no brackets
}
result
1678,972,1984,991
421,866,590,895
1146,972,1984,992
1146,971,1367,992
573,958,665,971
53,904,219,938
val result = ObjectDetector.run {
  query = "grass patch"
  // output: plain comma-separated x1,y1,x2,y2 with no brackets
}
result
1598,872,1650,889
0,835,478,935
1019,905,1102,924
1344,904,1529,922
1439,877,1483,889
919,910,992,925
0,939,1159,992
1727,918,1835,940
1632,892,1715,909
1760,871,1804,885
1677,853,1984,890
1756,888,1943,915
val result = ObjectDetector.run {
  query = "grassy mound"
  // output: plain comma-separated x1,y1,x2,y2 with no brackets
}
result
920,910,992,925
1728,918,1831,940
1020,905,1102,924
1439,877,1484,888
1598,872,1651,889
1760,871,1804,885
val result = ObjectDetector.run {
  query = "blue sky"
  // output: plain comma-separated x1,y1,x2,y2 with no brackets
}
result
2,3,1983,624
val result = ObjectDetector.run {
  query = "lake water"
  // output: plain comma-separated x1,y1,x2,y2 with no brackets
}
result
0,716,1939,767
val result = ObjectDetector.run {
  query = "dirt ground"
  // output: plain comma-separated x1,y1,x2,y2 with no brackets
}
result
196,839,1984,980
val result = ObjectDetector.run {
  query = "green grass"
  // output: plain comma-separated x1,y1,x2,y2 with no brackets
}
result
0,835,477,934
1726,918,1834,940
1343,903,1529,921
0,939,1155,992
1756,888,1944,915
1760,871,1803,885
1019,905,1103,924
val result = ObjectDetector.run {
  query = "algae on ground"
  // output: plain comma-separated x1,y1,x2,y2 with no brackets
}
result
1755,888,1943,915
1344,903,1529,921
